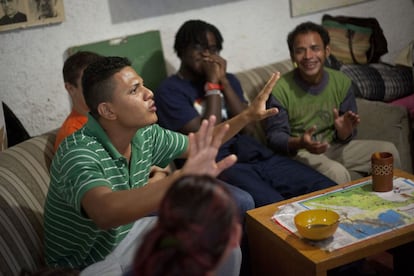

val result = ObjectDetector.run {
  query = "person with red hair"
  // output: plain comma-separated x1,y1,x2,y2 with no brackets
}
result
133,175,242,276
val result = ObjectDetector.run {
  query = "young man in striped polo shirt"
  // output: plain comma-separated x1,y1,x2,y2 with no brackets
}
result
43,56,280,275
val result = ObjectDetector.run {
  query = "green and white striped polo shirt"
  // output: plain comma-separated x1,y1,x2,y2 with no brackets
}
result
44,115,187,269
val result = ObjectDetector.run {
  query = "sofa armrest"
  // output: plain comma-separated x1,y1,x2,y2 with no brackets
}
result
0,130,56,275
356,98,413,173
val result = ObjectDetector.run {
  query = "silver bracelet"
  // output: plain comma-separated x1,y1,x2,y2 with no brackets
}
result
205,89,223,97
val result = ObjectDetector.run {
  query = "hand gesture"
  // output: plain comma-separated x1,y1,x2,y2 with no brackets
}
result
301,125,329,154
245,73,280,121
182,116,237,177
333,108,360,140
148,165,170,183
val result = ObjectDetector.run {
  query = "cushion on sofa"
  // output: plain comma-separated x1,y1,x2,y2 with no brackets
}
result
235,59,294,143
236,59,294,103
390,92,414,120
0,131,56,276
341,63,413,102
356,98,413,173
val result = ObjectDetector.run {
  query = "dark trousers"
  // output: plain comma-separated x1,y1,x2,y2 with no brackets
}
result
219,153,337,207
217,134,336,207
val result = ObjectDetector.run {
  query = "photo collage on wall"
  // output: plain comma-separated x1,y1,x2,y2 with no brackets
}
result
0,0,64,32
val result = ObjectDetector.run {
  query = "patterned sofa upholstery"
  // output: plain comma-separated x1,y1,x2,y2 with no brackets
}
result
235,59,413,173
0,131,56,275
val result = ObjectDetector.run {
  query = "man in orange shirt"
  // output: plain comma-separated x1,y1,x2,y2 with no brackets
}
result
54,51,103,152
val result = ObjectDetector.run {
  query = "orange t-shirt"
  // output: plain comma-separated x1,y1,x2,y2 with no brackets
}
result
54,109,87,152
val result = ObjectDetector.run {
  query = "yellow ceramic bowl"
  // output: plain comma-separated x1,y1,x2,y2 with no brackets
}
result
294,209,340,240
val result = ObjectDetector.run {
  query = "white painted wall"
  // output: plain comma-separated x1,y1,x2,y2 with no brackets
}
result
1,0,413,136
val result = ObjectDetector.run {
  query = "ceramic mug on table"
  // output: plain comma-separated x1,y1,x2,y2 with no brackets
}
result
371,152,394,192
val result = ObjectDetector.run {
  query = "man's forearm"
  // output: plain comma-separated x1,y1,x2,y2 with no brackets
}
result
215,110,251,143
287,136,303,154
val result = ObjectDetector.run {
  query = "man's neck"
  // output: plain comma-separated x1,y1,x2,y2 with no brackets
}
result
177,66,200,82
300,74,322,86
72,105,88,116
296,68,325,86
99,120,136,160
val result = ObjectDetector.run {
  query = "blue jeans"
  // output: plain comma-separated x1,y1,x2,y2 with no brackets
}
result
219,181,255,276
221,181,255,221
217,134,336,207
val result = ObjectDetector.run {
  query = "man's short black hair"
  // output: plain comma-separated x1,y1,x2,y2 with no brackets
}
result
82,56,131,119
287,21,330,56
63,51,102,87
174,19,223,57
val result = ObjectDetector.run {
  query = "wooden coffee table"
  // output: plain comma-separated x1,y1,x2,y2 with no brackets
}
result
246,169,414,276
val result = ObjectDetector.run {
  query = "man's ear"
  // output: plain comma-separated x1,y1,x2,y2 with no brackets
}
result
97,103,116,120
325,45,331,58
64,82,75,96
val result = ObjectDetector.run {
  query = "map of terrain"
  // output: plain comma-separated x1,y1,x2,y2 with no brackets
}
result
272,177,414,251
299,178,414,239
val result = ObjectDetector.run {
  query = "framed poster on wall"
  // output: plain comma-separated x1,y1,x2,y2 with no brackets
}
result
0,0,64,32
290,0,372,17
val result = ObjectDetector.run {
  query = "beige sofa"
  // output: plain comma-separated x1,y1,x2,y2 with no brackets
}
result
0,60,412,276
0,131,56,275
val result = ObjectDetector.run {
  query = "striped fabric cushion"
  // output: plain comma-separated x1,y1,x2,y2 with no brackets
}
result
0,131,56,276
235,59,294,103
341,63,414,102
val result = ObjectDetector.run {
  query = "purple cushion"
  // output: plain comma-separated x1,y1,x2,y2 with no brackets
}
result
390,93,414,119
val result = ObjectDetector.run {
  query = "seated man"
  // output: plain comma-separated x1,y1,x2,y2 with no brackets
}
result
263,21,401,184
43,56,279,275
155,19,336,208
54,51,102,152
155,20,336,276
55,51,171,181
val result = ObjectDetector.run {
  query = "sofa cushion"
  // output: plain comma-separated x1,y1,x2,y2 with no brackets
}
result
390,92,414,120
0,131,55,276
341,63,413,102
235,59,294,143
236,59,294,104
355,98,412,173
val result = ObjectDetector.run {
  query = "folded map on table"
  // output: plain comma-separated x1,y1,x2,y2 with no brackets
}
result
272,177,414,251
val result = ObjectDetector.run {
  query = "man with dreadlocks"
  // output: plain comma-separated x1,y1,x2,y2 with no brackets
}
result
155,19,337,276
156,19,335,215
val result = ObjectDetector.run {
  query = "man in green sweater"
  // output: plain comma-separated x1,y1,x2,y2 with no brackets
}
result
263,21,401,184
